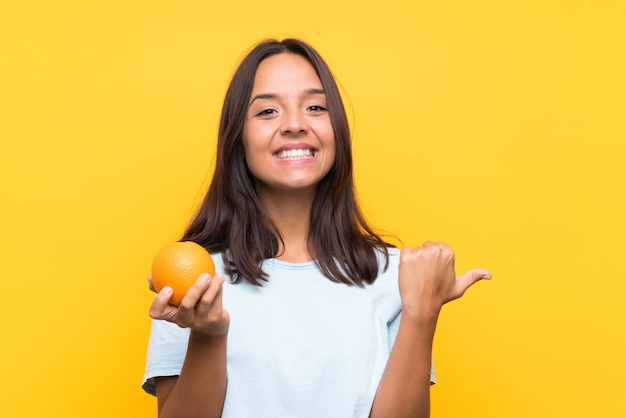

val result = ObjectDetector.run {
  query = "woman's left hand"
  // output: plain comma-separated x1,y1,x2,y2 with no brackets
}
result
398,241,491,321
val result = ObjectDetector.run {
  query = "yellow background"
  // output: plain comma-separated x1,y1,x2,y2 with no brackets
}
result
1,1,624,417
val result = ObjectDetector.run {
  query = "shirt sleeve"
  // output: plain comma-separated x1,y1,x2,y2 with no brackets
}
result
387,311,437,385
142,318,191,396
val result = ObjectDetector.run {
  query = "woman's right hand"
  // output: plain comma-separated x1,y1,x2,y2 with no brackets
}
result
148,273,230,338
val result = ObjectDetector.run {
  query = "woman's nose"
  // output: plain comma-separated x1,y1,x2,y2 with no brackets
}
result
280,109,308,135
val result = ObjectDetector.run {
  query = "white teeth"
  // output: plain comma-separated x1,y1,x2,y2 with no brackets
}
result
276,149,314,160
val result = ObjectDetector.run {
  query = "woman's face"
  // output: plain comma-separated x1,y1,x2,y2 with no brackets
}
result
242,53,336,197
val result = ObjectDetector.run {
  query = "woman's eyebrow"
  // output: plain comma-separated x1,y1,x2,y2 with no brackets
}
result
307,88,325,96
249,93,276,105
249,88,325,106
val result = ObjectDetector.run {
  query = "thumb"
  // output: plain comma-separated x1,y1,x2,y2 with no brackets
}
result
454,268,492,299
147,274,157,293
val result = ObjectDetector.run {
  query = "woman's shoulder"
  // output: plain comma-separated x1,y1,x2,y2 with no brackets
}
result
208,247,401,287
376,245,400,269
369,246,400,288
383,246,401,258
207,250,227,274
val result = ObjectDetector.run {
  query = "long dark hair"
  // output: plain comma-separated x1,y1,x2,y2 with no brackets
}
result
182,38,391,286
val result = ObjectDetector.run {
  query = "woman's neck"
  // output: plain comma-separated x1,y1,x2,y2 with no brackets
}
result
257,187,315,263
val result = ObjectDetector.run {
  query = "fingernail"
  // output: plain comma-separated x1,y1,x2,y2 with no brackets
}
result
162,286,173,294
200,273,211,282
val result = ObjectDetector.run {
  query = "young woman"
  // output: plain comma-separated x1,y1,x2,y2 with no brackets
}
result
142,38,491,418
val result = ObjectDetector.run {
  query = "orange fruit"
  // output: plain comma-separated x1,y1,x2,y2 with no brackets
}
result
151,241,216,306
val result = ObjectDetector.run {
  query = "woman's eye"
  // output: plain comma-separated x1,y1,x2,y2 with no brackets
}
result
307,105,328,112
255,108,276,117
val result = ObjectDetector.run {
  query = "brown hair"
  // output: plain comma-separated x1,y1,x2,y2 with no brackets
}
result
182,38,390,286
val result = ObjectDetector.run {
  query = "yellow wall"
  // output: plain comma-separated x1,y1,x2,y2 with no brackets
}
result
1,1,624,417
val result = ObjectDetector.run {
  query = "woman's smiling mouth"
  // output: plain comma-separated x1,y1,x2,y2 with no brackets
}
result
274,148,317,160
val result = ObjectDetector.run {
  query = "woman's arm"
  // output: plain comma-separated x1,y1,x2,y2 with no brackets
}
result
370,311,437,417
370,243,491,418
149,273,230,418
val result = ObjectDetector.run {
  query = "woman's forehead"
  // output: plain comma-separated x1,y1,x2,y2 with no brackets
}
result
251,54,323,93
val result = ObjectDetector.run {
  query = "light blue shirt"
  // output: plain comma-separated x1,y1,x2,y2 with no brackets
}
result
142,247,435,417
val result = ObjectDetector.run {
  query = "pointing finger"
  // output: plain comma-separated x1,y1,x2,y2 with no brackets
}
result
453,268,492,300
